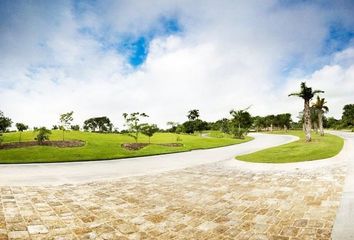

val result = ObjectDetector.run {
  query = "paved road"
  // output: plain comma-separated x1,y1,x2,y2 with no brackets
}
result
330,131,354,240
0,133,297,186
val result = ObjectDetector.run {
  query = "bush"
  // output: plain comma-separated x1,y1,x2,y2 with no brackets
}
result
35,127,51,144
230,127,248,139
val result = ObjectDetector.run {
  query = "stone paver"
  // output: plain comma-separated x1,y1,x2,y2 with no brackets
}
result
0,162,345,239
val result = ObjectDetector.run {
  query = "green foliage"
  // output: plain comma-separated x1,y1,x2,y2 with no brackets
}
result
16,123,28,132
187,109,200,121
288,82,324,101
0,133,3,145
83,116,113,132
166,121,178,132
15,123,29,142
342,104,354,127
71,125,80,131
35,127,52,144
122,112,149,142
237,130,343,163
181,119,209,134
229,108,252,138
0,111,12,133
141,124,159,143
59,111,74,140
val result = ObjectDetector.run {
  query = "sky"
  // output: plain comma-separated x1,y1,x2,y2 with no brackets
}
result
0,0,354,129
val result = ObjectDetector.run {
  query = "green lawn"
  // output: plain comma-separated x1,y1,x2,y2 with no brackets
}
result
0,130,252,163
236,130,344,163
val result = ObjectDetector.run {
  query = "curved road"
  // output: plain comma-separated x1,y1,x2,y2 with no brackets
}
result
0,133,297,186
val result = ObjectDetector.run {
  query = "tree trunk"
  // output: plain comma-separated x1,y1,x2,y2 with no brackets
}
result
270,124,273,132
313,121,318,134
19,131,22,143
62,129,65,141
318,111,324,136
303,100,312,142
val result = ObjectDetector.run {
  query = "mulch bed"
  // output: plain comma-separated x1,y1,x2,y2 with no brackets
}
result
121,143,183,151
0,140,85,150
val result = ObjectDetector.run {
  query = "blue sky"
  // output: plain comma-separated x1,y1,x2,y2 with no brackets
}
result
0,0,353,127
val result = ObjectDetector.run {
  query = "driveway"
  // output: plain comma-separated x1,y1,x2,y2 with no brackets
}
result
0,131,352,239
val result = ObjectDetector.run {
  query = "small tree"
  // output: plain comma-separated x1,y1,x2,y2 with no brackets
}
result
59,111,74,141
342,104,354,127
229,107,252,139
83,116,112,132
123,112,149,143
289,82,324,142
167,121,179,142
15,123,28,142
0,111,12,133
141,124,159,143
35,127,51,144
71,125,80,131
187,109,200,121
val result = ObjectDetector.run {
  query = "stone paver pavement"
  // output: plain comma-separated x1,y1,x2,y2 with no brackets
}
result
0,162,345,240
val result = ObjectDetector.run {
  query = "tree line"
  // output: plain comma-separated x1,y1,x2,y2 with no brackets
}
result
0,86,353,144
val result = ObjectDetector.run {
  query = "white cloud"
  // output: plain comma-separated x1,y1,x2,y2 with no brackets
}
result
0,1,353,129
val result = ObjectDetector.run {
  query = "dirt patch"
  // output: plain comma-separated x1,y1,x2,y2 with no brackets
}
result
157,143,183,147
0,140,85,150
121,143,149,151
121,143,183,151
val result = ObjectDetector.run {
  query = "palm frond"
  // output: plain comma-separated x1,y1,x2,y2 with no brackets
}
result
288,92,301,97
313,90,324,94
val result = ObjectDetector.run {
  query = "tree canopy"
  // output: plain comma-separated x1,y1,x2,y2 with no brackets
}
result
83,116,113,132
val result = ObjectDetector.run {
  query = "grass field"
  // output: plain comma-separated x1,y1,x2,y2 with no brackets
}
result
236,130,344,163
0,130,252,163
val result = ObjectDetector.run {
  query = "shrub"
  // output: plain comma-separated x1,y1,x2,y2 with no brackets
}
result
230,127,248,139
35,127,51,144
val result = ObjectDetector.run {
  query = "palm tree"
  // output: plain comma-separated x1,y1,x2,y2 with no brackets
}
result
312,96,329,136
289,82,324,142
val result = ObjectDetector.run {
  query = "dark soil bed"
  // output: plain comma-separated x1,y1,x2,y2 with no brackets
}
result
121,143,183,151
0,140,85,150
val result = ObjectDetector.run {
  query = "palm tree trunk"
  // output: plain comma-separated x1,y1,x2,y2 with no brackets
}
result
304,100,312,142
313,121,318,134
318,111,324,136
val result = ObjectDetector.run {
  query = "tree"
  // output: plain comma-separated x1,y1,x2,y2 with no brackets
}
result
342,104,354,127
326,117,340,129
187,109,200,121
83,117,113,132
312,96,329,136
71,125,80,131
122,112,149,143
289,82,324,142
141,124,159,143
35,127,51,144
59,111,74,141
229,107,252,139
167,121,179,132
0,111,12,133
275,113,292,131
15,123,28,142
